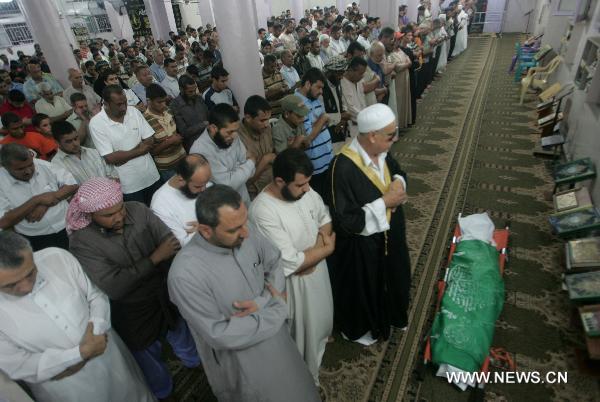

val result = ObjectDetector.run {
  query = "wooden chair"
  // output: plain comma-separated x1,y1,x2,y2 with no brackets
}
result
519,56,563,104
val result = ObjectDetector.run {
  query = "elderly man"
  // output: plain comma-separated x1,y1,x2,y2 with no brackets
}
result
0,143,77,251
326,103,410,345
151,154,211,246
68,178,200,400
0,231,154,402
237,95,276,199
51,121,116,185
307,38,325,70
23,60,63,103
280,49,301,89
34,83,72,123
170,75,209,151
249,149,335,385
149,48,167,82
168,185,320,402
63,68,101,110
89,85,161,205
190,103,255,205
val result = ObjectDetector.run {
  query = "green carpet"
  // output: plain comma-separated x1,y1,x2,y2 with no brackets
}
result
168,34,600,401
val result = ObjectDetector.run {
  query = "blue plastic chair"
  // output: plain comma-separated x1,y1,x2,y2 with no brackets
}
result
513,43,537,82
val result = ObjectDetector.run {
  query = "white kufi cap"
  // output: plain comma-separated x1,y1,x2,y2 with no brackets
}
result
357,103,396,133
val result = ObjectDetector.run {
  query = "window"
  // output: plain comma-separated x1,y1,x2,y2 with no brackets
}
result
3,22,34,45
0,1,21,17
94,14,112,33
554,0,577,16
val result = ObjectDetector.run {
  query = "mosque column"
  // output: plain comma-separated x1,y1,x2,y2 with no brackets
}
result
197,0,215,27
104,1,134,43
143,0,177,41
368,0,400,29
254,0,272,30
337,0,348,13
359,0,370,15
19,0,79,86
430,0,440,18
290,0,304,20
212,0,265,111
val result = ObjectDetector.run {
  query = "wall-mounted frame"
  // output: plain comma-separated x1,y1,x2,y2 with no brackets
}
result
554,0,578,16
575,0,597,22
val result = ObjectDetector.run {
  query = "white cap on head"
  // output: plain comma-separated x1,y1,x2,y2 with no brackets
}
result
357,103,396,133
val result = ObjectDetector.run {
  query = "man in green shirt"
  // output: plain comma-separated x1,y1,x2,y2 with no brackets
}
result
271,95,309,154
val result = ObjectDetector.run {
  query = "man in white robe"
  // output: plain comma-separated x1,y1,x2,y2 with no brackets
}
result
249,148,335,384
168,185,320,401
452,5,469,57
0,231,154,402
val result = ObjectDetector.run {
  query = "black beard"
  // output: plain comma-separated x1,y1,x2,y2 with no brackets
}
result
281,185,303,201
179,183,199,199
212,131,232,149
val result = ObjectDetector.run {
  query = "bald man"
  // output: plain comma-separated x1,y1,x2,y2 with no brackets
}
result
151,154,212,246
63,68,101,109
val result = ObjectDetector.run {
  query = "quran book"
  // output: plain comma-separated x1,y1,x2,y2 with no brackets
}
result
553,158,596,185
536,99,554,110
567,237,600,269
541,134,565,148
549,207,600,237
553,187,593,213
565,271,600,303
580,305,600,337
538,112,562,126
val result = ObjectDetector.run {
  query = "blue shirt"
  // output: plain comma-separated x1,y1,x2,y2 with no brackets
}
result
131,83,148,105
295,90,333,175
149,63,166,82
10,82,24,94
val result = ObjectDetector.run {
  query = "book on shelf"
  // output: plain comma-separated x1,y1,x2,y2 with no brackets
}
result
553,158,596,184
538,112,563,126
549,207,600,237
536,99,554,110
553,187,593,213
565,270,600,303
566,237,600,272
580,304,600,337
541,134,565,148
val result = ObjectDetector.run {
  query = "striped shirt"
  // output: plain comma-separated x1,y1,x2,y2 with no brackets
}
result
294,91,333,175
263,70,288,116
51,147,116,184
143,109,186,170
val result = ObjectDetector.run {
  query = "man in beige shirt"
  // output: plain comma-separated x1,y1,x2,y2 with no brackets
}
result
237,95,276,199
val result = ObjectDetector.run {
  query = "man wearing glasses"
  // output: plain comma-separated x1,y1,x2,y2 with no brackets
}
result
326,103,411,346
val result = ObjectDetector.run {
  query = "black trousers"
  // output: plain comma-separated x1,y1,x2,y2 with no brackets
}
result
123,179,162,206
23,229,69,251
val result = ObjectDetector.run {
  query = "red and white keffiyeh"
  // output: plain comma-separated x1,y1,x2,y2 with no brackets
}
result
66,177,123,234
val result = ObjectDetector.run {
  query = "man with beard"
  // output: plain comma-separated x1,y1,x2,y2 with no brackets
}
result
151,154,212,246
249,148,334,385
170,75,209,152
168,184,320,401
68,178,201,400
322,56,352,150
190,103,255,205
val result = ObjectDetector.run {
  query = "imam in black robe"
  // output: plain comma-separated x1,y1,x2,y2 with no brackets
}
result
326,151,411,341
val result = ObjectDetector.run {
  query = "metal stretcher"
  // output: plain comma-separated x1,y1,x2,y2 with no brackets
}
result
417,219,513,401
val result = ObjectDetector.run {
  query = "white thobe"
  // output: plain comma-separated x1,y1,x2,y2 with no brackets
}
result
249,189,333,384
0,248,154,402
453,10,469,56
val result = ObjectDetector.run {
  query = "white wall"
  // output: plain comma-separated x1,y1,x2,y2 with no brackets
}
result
538,0,600,203
503,0,538,33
